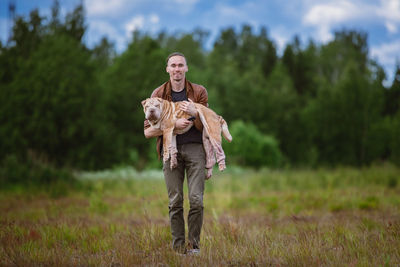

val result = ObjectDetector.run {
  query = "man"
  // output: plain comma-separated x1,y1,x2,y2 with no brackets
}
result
144,52,208,254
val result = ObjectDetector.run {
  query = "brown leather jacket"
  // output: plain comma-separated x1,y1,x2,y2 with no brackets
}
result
143,79,209,159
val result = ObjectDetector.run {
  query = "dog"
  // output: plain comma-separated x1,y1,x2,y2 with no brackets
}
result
142,97,232,178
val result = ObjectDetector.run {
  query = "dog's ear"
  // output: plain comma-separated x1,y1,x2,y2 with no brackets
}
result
141,99,147,108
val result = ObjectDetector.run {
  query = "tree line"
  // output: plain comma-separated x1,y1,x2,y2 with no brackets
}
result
1,1,399,181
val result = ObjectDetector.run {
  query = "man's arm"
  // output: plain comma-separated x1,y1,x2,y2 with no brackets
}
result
178,100,202,131
145,120,194,138
144,126,163,139
144,116,194,138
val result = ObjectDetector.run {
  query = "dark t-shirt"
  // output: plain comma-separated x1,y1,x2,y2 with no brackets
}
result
171,89,203,145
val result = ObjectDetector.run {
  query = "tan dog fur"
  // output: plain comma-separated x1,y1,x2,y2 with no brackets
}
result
142,97,232,178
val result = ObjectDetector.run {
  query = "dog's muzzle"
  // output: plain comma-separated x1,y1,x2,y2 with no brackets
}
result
146,109,158,121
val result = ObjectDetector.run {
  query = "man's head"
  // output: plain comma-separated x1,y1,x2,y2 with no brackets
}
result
166,52,188,83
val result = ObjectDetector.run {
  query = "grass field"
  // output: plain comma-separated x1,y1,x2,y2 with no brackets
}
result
1,164,399,266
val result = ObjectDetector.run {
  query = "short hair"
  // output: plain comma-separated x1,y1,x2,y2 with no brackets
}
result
166,52,187,66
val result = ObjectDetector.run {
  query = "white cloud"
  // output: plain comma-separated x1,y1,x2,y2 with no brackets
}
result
200,2,258,33
124,14,160,37
378,0,400,34
379,0,400,22
302,0,400,42
218,5,244,18
85,0,199,17
125,15,145,37
371,40,400,66
149,14,160,24
270,27,291,54
303,0,361,42
87,20,125,51
86,13,161,52
166,0,200,14
303,1,356,25
86,0,137,17
371,39,400,84
385,22,397,34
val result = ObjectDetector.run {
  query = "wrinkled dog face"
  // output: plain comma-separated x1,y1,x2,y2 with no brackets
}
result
142,98,163,122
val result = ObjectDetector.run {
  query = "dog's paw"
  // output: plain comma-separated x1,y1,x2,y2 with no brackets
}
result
163,151,170,162
218,162,226,171
206,168,213,179
170,156,178,169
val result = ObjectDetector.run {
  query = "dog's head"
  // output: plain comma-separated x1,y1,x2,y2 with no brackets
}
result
141,97,163,122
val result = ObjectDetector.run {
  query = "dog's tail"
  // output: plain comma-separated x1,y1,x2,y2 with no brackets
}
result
220,117,232,142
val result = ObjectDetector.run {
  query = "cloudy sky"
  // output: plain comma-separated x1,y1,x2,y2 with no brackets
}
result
1,0,400,83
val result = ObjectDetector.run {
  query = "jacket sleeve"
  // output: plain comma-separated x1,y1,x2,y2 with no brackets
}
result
197,85,209,107
193,86,208,131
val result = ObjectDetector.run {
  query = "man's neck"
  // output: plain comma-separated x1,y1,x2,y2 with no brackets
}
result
171,79,185,92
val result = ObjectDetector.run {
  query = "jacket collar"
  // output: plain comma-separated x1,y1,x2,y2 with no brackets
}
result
162,79,194,101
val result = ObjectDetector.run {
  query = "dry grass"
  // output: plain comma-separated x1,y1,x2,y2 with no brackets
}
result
1,164,399,266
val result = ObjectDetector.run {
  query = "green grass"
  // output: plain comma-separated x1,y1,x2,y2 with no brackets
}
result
1,164,399,266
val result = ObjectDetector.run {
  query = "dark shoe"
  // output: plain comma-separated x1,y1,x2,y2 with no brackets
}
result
187,248,200,255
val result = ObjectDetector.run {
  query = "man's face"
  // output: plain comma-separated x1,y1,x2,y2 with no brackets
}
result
166,55,188,82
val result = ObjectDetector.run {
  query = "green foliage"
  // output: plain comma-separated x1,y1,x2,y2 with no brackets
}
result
282,37,317,95
0,0,398,182
101,33,167,166
0,4,119,170
144,138,163,170
0,154,76,197
389,112,400,164
384,65,400,116
1,33,112,169
225,121,282,168
306,60,385,165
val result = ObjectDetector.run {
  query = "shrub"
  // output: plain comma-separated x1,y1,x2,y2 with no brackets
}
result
390,112,400,165
0,154,77,196
224,120,282,168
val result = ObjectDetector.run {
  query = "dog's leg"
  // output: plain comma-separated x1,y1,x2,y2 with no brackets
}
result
202,131,215,179
206,168,213,179
162,136,169,163
162,128,174,165
205,117,226,172
196,106,227,172
170,135,178,169
221,117,232,142
210,138,226,171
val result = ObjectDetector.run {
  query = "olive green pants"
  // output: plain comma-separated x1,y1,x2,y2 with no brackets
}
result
163,143,206,251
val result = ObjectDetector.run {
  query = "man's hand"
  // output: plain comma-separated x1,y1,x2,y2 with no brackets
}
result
180,101,198,117
175,118,193,130
144,126,163,139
